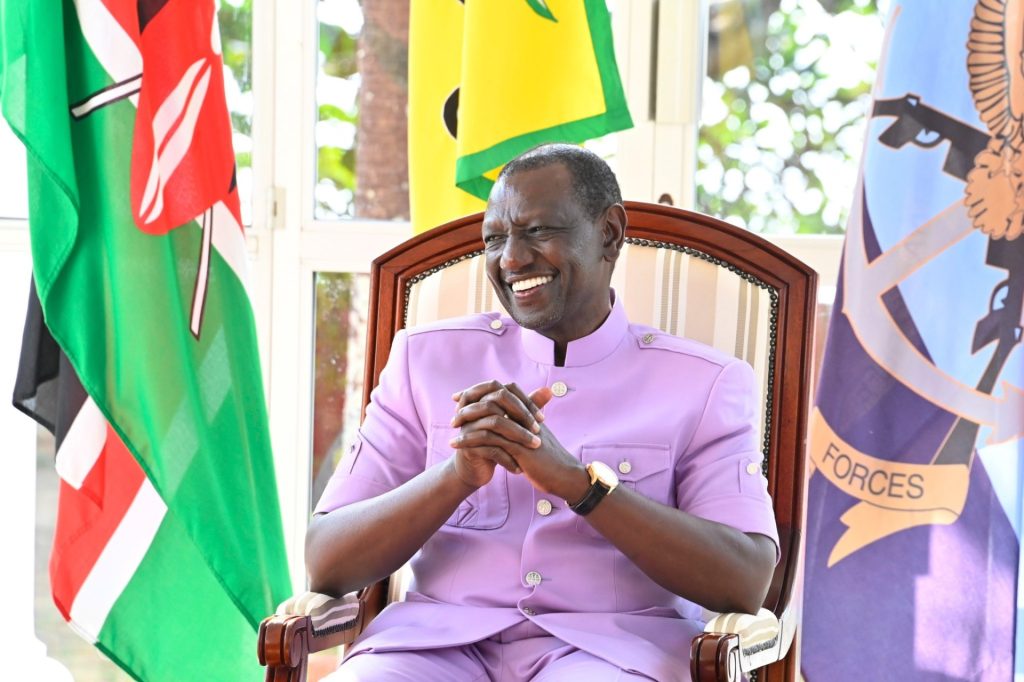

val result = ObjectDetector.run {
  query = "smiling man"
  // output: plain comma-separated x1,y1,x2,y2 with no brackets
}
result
307,144,779,681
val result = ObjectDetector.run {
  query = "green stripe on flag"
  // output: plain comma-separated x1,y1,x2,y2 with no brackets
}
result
96,512,265,681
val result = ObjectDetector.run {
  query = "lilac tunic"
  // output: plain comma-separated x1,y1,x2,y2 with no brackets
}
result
315,296,779,681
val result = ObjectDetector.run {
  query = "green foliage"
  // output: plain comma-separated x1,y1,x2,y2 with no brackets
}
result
318,145,357,194
218,0,253,223
313,273,357,469
219,0,252,139
316,1,362,219
698,0,883,234
320,24,359,77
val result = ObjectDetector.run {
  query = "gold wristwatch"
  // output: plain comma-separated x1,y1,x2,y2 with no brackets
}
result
569,461,619,516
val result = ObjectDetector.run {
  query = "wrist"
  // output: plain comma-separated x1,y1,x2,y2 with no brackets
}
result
444,456,482,495
568,461,619,516
562,463,592,506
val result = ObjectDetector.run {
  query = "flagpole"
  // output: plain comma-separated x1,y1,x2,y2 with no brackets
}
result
0,255,72,681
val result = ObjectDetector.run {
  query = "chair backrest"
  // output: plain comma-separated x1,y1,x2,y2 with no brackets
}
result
362,201,816,682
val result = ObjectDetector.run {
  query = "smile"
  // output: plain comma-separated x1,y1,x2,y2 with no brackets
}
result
510,276,553,293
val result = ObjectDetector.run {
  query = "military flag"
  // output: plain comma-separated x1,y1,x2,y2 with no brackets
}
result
408,0,633,233
803,1,1024,678
0,0,290,678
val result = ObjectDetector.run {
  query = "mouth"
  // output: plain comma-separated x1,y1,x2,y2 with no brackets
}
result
509,275,554,296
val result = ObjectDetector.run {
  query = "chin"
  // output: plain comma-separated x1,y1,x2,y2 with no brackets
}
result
508,306,562,334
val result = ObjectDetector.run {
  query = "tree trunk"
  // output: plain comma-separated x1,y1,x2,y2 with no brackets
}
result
355,0,410,220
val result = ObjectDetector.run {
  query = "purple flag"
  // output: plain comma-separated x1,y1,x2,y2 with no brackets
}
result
802,1,1024,678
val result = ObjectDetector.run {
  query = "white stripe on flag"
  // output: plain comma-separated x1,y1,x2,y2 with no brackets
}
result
210,200,248,284
68,479,167,641
73,0,142,93
54,397,106,489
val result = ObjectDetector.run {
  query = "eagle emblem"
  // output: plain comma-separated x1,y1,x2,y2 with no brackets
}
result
964,0,1024,239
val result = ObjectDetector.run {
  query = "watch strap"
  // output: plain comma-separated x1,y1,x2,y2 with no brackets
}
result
569,469,612,516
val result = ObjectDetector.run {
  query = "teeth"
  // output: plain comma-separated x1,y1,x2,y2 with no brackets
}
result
511,276,553,292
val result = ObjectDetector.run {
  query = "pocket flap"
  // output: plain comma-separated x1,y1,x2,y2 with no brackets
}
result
579,443,671,483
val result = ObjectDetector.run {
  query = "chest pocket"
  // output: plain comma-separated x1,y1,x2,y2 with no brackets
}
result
427,424,510,530
576,443,673,538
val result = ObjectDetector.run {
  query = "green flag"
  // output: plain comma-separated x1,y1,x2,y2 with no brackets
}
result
1,0,290,678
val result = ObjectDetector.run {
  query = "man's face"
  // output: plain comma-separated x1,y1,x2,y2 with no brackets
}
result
482,163,616,346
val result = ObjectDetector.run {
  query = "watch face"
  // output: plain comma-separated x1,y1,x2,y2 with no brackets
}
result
589,461,619,489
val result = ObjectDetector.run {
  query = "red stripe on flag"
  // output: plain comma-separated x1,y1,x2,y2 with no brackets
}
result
49,425,147,620
98,0,141,48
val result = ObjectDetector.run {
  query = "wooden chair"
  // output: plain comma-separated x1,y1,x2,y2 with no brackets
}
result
258,202,816,682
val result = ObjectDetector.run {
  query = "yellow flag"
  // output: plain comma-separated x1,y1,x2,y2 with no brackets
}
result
408,0,633,233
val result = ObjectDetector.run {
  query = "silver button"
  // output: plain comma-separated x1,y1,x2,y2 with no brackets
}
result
618,461,632,475
642,333,654,344
746,462,760,475
536,499,553,516
525,571,543,586
551,381,568,397
490,319,503,330
522,607,536,616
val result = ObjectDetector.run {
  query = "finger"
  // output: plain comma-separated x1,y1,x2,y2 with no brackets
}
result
503,383,544,429
453,386,539,433
528,386,554,417
453,380,505,410
451,417,542,449
482,387,539,431
457,445,521,474
450,400,507,427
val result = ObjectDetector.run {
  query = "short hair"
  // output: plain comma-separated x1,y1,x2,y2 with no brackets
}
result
497,143,622,219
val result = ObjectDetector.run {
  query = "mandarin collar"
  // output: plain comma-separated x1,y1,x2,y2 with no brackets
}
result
519,292,627,367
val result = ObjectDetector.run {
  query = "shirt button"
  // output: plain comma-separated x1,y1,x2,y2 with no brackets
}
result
551,381,568,397
536,499,553,516
618,461,632,475
525,571,543,586
746,462,760,475
522,607,536,616
642,333,654,344
490,319,503,330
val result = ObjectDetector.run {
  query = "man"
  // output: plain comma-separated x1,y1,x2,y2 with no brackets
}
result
307,144,778,681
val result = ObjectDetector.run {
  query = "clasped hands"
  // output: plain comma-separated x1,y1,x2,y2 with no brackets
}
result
448,380,586,502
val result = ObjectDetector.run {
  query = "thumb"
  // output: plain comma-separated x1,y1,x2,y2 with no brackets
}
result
529,386,554,410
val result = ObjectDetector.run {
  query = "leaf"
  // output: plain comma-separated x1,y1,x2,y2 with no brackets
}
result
526,0,557,22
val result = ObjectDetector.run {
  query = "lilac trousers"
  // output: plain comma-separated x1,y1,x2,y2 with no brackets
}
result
323,620,656,681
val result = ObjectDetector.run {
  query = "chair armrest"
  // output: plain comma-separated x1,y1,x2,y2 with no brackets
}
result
279,591,364,643
690,608,783,682
258,585,383,682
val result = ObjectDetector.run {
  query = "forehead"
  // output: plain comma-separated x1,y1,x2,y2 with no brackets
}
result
483,163,583,230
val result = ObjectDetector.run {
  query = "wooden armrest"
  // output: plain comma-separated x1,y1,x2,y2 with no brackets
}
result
257,582,387,682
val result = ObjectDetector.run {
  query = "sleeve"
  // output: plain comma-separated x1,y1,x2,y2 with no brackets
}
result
674,358,780,557
313,329,428,514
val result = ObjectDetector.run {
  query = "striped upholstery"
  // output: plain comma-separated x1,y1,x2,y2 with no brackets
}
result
406,239,775,459
703,609,779,647
277,591,361,636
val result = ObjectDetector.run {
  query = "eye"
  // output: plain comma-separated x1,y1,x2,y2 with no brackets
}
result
483,234,505,247
528,225,548,236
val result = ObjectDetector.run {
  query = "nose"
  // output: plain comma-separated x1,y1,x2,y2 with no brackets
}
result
500,233,532,272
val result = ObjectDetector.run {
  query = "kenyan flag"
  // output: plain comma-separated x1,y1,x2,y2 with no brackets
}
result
1,0,291,679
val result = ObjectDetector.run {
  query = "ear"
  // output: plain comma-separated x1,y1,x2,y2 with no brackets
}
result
601,203,627,262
